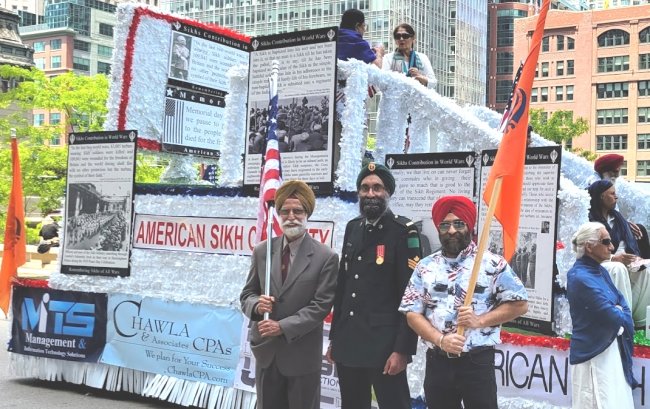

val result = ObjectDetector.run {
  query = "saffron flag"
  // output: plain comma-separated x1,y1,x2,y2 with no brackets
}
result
0,136,26,315
255,65,283,243
483,0,550,261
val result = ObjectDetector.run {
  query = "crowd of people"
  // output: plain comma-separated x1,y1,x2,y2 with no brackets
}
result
65,211,120,249
248,96,329,154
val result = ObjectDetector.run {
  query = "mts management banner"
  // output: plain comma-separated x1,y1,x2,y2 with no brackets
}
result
132,214,335,255
9,286,107,362
101,293,243,387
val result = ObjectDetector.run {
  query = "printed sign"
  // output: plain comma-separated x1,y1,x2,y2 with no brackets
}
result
101,294,244,387
9,286,107,362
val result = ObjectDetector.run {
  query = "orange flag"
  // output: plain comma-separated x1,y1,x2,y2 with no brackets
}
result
0,135,27,315
483,0,550,261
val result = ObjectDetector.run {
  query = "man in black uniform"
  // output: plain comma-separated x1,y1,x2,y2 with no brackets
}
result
327,162,421,409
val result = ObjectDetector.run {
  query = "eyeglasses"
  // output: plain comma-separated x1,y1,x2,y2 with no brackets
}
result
394,33,413,40
598,238,613,246
438,220,467,233
278,208,306,217
359,184,385,194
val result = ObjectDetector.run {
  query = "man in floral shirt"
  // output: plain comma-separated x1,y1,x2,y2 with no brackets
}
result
399,196,528,409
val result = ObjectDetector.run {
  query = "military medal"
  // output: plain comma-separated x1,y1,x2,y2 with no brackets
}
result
376,244,385,265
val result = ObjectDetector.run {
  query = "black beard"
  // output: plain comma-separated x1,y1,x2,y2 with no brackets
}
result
440,230,472,257
360,197,387,220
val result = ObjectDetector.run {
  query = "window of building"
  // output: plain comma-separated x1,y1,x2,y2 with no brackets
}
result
51,55,61,69
73,57,90,71
639,27,650,43
567,85,574,101
640,80,650,97
621,161,627,176
598,56,630,72
496,80,512,103
597,108,628,124
597,82,629,98
98,45,113,57
565,138,573,149
50,112,61,125
556,86,564,101
33,113,45,126
97,61,111,75
50,39,61,50
597,29,630,47
567,60,574,75
531,88,538,103
541,87,548,102
557,61,564,76
567,37,575,50
33,41,45,52
596,134,627,150
557,35,565,51
74,39,90,52
496,52,514,75
99,23,114,37
34,58,45,70
542,36,549,52
640,54,650,70
50,136,61,146
638,133,650,149
637,160,650,177
541,62,549,77
639,107,650,123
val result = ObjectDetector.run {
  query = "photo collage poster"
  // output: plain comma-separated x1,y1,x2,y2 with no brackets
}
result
243,27,338,196
61,130,137,277
478,146,562,334
163,22,250,157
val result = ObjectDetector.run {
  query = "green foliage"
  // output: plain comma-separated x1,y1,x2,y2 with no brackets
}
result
571,147,598,161
26,225,41,245
528,109,589,145
135,152,167,183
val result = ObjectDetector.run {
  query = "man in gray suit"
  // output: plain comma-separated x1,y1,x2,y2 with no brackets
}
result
240,180,338,409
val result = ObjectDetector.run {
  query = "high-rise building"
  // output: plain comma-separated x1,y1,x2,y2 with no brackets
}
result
486,0,579,113
514,4,650,182
159,0,488,106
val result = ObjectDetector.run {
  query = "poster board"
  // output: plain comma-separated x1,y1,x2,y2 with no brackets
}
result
61,130,137,277
478,146,562,334
243,27,338,196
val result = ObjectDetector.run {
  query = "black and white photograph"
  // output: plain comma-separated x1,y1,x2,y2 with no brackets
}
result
169,33,192,81
61,130,137,277
541,220,550,233
65,183,130,252
247,95,330,154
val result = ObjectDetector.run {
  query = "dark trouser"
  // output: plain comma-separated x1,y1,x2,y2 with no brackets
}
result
424,347,497,409
255,358,320,409
336,363,411,409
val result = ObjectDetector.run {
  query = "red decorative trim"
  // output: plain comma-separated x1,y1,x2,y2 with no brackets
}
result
116,6,250,131
501,330,570,351
12,277,49,288
138,138,162,151
634,345,650,359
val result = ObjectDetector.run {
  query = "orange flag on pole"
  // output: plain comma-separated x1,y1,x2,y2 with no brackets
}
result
0,133,27,315
483,0,551,261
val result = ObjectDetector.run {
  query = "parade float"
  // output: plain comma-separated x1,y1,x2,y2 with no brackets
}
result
6,3,650,409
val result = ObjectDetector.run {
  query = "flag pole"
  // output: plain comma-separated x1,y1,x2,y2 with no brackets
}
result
263,61,280,321
457,177,503,337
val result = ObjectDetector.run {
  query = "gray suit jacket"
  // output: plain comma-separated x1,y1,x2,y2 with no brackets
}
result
240,234,338,376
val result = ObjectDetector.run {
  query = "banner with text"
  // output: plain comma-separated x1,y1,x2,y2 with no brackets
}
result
243,27,338,196
62,130,137,277
9,286,107,362
101,294,244,387
479,146,562,334
132,214,335,255
386,152,477,254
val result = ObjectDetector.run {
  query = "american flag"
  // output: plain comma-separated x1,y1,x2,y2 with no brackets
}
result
164,98,184,144
255,63,283,243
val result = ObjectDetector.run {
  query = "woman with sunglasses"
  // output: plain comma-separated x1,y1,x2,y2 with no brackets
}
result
567,222,637,408
382,23,436,89
588,179,650,327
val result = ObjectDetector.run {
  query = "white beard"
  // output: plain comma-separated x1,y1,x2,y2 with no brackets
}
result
282,220,306,240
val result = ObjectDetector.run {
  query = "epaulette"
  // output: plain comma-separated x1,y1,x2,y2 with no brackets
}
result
393,214,416,230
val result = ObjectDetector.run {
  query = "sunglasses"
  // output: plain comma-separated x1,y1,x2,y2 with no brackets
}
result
394,33,413,40
598,238,613,246
438,220,467,233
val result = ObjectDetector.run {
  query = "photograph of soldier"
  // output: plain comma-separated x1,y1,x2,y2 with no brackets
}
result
170,34,192,80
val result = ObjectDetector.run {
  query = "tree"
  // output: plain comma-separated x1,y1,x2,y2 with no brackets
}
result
0,66,110,222
528,109,589,146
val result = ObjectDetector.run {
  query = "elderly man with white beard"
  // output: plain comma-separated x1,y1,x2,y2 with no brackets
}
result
240,180,339,409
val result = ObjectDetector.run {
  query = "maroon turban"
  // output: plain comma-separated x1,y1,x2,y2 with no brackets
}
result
594,154,624,174
431,196,476,232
